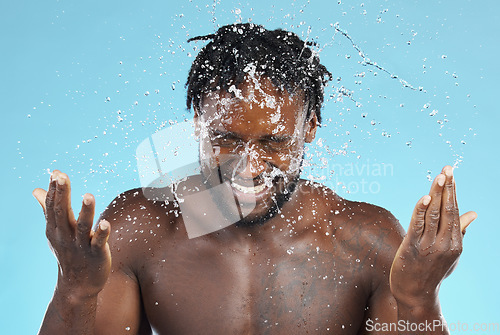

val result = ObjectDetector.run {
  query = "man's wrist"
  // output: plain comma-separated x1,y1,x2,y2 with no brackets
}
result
54,282,100,307
391,285,440,310
397,297,447,327
396,295,439,310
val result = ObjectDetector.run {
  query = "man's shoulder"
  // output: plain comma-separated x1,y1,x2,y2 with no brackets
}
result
341,198,404,236
99,187,183,270
297,181,405,288
100,186,182,241
101,187,177,218
301,180,405,252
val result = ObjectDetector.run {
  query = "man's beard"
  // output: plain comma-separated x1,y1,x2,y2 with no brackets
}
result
199,156,300,228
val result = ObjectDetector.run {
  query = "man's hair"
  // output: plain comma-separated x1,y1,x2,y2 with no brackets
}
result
185,23,332,123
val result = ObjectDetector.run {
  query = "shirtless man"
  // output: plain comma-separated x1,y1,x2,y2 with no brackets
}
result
34,23,477,334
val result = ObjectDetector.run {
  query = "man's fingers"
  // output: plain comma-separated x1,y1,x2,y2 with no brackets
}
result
91,220,111,250
460,211,477,234
45,175,57,232
32,188,47,212
76,193,96,245
53,171,77,236
407,195,431,244
420,174,445,247
438,166,460,238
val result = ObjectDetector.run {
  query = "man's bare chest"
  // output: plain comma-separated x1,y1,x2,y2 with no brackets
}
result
137,239,370,334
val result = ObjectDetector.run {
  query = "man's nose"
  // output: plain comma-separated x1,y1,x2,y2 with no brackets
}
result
236,145,267,180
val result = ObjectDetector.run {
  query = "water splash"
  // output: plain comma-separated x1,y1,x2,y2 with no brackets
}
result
332,22,422,91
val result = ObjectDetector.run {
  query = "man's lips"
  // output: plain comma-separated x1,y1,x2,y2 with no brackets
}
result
230,180,272,203
231,182,267,194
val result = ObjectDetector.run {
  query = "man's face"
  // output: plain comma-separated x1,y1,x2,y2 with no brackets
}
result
195,76,317,226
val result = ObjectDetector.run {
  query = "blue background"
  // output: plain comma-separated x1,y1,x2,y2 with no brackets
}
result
1,0,498,333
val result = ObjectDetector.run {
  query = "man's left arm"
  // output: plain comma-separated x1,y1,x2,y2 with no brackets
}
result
365,165,477,335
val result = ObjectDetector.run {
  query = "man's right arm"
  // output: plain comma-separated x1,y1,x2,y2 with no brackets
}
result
38,258,146,335
34,170,146,335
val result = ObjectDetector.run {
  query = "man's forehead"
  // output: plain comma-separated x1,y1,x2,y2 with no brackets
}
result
201,91,305,130
209,74,302,102
202,77,304,115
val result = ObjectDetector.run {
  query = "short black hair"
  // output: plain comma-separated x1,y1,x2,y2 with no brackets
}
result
185,23,331,123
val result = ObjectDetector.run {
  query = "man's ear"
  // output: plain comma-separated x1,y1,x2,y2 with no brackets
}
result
304,112,318,143
193,107,200,138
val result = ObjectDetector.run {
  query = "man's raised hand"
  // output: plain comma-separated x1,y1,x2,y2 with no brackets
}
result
33,170,111,300
390,165,477,309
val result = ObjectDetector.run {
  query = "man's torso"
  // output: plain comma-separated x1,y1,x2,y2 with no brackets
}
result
104,180,403,334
